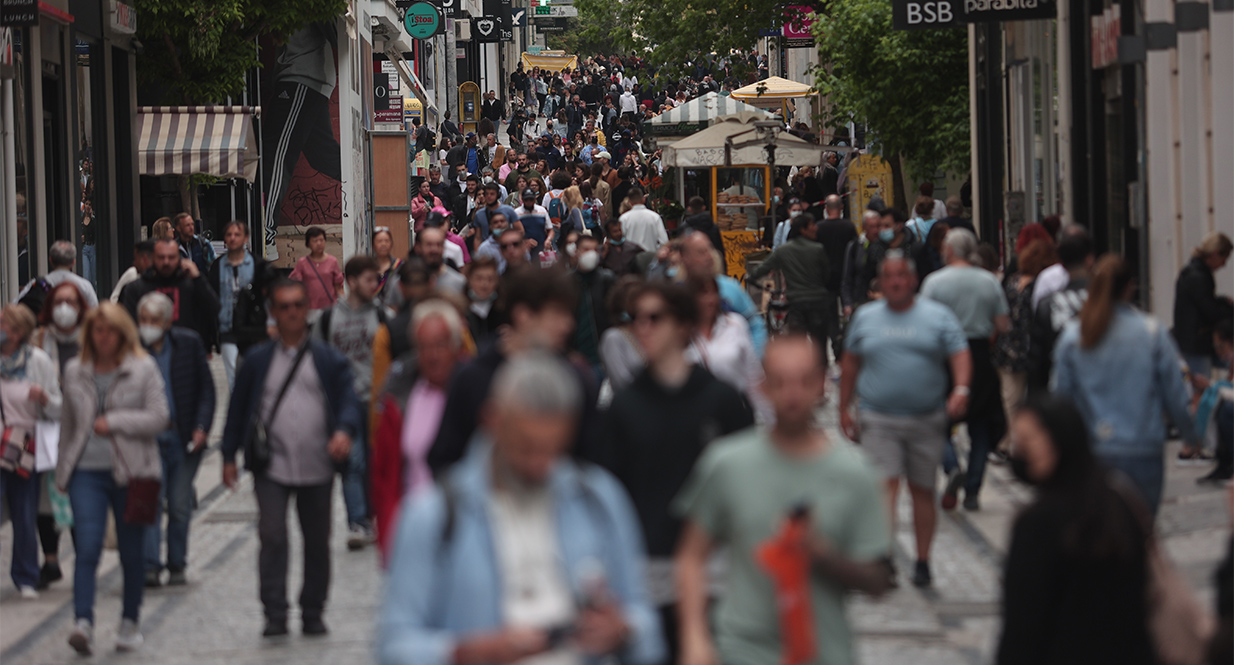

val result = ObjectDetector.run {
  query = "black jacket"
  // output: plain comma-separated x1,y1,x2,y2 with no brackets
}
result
841,237,877,308
148,327,216,448
427,344,601,475
1027,278,1088,394
120,267,221,351
815,218,857,293
207,253,272,352
1173,257,1232,356
595,365,754,557
680,212,728,274
481,98,505,122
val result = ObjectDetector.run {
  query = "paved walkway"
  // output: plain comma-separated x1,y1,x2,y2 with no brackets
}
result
2,362,1230,664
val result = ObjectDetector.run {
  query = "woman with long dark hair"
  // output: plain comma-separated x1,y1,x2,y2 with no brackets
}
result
998,395,1154,665
1052,255,1197,516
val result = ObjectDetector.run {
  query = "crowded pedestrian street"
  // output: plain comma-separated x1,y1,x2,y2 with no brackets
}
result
1,354,1229,664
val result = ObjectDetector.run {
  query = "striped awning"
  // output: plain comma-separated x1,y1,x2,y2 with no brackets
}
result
649,92,771,135
137,106,261,181
730,77,815,101
520,52,578,72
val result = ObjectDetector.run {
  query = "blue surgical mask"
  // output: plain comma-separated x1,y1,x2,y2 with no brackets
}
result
666,266,679,279
879,229,895,243
610,238,624,246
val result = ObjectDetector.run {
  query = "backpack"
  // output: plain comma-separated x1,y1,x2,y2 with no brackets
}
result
16,278,51,317
547,190,567,227
316,304,389,342
580,204,599,233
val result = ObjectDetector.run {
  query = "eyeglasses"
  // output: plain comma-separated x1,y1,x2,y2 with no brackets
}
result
271,300,308,312
632,310,667,326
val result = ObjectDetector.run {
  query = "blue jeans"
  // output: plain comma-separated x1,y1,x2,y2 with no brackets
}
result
144,433,203,573
0,469,40,589
69,470,146,622
942,419,993,496
1102,453,1165,518
342,402,370,528
81,244,97,288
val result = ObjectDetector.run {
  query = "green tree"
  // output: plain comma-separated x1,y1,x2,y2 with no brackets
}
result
603,0,786,76
812,0,968,209
133,0,347,105
546,0,630,56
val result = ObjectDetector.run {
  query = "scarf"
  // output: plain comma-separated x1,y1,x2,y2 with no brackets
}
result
0,345,32,380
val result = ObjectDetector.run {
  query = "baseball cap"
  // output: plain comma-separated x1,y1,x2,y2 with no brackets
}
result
596,151,611,159
522,188,537,199
466,131,476,138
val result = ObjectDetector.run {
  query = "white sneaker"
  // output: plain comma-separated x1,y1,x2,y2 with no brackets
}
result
346,524,370,551
19,585,38,599
115,618,143,652
68,619,93,655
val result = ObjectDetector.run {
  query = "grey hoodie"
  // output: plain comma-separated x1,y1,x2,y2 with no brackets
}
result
314,297,384,399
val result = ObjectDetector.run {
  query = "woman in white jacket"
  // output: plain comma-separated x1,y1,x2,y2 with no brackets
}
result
0,304,63,600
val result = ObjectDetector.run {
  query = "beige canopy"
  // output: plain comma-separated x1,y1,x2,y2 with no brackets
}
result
661,112,827,168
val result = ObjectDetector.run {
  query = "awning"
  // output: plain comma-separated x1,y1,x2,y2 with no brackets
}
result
663,112,827,168
730,76,815,103
137,106,260,181
520,52,578,72
649,92,771,135
386,49,440,125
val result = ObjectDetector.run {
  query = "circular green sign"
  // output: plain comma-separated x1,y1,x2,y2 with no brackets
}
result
404,3,440,39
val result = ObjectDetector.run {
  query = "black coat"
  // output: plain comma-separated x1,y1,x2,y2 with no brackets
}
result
120,267,221,351
1173,257,1232,356
150,327,216,448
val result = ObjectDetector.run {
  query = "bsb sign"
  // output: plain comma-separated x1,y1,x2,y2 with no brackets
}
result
892,0,1053,29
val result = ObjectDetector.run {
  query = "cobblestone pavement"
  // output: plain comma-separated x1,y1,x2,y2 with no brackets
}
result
2,361,1230,664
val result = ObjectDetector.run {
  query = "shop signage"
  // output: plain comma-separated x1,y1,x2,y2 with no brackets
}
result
892,0,962,29
532,5,578,16
0,0,37,27
782,5,816,47
964,0,1055,22
404,2,441,39
512,7,525,26
1091,5,1120,68
376,96,403,123
109,0,137,34
533,17,568,30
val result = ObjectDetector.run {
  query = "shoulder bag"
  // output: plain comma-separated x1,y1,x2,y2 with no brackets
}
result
307,258,337,305
102,387,160,525
0,390,36,478
248,342,311,475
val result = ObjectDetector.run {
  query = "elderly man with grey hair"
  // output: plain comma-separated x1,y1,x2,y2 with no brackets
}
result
379,352,665,665
134,291,215,587
841,209,887,317
15,240,100,309
920,228,1010,514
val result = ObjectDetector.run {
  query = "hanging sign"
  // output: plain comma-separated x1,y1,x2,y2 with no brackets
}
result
404,2,442,39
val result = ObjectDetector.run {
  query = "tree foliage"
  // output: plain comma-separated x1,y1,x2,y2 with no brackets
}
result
133,0,348,104
546,0,630,56
812,0,969,185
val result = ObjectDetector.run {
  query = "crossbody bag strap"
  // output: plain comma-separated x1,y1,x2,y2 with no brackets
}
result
307,259,337,304
265,342,312,427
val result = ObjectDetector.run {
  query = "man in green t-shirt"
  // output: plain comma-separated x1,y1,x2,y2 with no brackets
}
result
675,336,894,665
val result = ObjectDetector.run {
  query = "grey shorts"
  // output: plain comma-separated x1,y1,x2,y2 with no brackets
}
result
859,409,949,489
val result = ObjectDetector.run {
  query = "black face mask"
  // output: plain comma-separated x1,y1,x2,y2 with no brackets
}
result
1009,456,1039,486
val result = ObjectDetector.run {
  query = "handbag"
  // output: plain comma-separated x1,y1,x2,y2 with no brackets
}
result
248,342,311,474
0,391,36,478
1113,479,1214,665
107,437,161,526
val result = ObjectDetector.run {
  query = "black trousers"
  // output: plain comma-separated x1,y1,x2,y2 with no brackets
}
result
255,475,333,623
261,82,342,250
787,301,832,367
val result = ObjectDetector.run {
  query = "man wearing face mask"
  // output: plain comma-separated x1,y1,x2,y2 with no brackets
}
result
571,234,617,377
602,219,644,275
135,292,215,588
475,213,513,273
772,199,805,249
473,183,521,242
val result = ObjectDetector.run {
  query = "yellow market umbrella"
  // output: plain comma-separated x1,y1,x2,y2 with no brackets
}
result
730,77,814,106
520,52,579,73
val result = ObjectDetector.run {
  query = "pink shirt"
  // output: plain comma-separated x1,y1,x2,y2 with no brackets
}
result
400,379,447,496
289,254,343,311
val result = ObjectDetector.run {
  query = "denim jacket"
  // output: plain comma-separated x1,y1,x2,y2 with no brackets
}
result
1052,304,1198,457
377,440,664,665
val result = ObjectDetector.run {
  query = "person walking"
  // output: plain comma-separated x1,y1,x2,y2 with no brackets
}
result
135,293,215,588
676,336,892,665
991,239,1055,451
221,279,362,638
58,302,169,654
815,195,858,357
173,213,216,277
839,252,971,587
685,275,767,420
313,256,388,550
119,238,221,351
207,221,269,390
840,210,885,317
1027,229,1094,395
998,395,1154,665
921,229,1010,512
288,227,344,316
619,188,668,252
16,240,100,310
411,180,444,233
748,213,829,361
0,304,62,600
378,353,666,665
680,232,768,356
1172,232,1233,379
1052,256,1198,516
373,227,405,317
598,277,645,392
570,233,617,377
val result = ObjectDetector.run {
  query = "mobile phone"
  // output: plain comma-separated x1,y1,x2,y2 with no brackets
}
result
546,624,574,648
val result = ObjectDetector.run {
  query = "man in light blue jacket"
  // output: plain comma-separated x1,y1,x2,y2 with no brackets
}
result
378,353,664,665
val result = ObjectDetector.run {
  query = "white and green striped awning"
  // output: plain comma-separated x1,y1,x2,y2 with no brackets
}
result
137,106,260,181
648,92,771,135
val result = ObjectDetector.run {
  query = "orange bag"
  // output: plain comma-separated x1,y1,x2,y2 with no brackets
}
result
756,505,817,665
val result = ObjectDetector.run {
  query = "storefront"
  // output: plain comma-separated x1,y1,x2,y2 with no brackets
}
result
0,0,140,302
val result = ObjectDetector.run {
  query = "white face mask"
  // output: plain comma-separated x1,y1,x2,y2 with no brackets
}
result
139,324,165,347
578,250,600,272
789,210,801,219
52,303,79,330
565,242,578,257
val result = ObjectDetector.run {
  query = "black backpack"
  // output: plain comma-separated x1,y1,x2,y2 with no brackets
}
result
16,278,52,317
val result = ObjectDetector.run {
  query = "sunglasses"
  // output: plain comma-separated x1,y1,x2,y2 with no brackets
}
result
272,300,308,312
375,226,390,233
632,310,667,326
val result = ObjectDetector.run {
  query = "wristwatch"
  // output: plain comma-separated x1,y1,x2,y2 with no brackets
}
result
952,386,971,397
